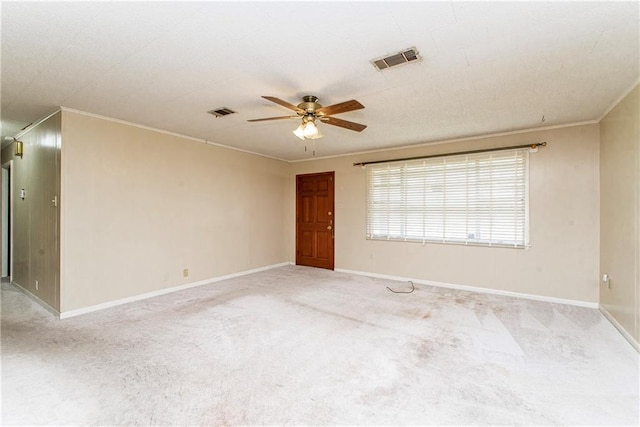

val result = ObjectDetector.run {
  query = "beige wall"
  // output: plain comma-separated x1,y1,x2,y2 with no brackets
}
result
290,124,601,303
60,111,290,312
1,112,61,310
2,105,622,316
600,84,640,344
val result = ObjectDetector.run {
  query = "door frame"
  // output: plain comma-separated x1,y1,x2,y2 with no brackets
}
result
295,171,335,270
2,160,13,280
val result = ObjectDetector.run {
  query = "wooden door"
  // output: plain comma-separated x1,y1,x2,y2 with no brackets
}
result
296,172,334,270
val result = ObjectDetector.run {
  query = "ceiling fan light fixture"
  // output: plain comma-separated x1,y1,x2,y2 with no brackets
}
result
293,123,305,140
309,126,322,140
293,118,323,140
303,121,319,138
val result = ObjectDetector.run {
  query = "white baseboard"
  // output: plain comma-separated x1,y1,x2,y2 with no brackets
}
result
59,262,290,319
334,268,599,308
599,305,639,352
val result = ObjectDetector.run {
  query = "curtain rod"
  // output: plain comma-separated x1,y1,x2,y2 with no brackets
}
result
353,142,547,167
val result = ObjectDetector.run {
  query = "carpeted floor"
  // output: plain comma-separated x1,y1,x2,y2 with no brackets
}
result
1,266,638,425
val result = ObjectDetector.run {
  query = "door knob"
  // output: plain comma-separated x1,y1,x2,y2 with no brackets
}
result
327,225,332,230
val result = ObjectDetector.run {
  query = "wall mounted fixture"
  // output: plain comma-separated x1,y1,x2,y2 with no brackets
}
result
4,136,23,158
14,141,24,158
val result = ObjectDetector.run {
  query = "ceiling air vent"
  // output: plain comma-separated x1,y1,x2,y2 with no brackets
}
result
207,107,236,117
371,47,420,71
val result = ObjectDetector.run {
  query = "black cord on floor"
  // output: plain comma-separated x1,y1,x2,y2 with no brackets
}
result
386,281,415,293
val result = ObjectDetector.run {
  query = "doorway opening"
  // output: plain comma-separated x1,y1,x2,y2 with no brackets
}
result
296,171,335,270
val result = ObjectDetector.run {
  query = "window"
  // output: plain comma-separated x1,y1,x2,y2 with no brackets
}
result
366,149,529,248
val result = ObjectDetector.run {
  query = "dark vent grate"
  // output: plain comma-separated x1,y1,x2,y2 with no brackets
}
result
385,53,406,67
373,59,388,70
371,47,420,71
207,107,236,117
403,49,418,62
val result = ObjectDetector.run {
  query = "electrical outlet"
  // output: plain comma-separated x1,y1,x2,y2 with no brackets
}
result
35,280,38,290
183,268,189,278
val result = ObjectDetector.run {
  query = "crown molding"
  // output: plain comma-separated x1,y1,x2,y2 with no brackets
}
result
597,77,640,122
290,120,598,163
15,108,62,139
59,107,288,163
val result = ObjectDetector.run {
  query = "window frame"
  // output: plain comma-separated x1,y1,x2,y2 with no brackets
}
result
365,148,530,249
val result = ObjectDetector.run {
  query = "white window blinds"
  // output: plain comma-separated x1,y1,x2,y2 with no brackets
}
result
366,149,529,248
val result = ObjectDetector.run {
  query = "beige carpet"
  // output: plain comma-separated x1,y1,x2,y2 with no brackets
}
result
2,266,638,425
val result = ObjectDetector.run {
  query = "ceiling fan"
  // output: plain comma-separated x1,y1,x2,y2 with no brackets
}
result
247,95,366,140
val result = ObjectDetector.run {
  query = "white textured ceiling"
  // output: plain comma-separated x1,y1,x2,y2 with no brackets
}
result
2,1,639,161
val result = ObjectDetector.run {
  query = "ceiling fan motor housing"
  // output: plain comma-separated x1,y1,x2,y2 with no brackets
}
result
298,95,322,114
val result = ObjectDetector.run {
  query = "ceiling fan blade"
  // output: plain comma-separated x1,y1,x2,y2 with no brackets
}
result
262,96,304,113
320,116,367,132
315,99,364,116
247,115,298,122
